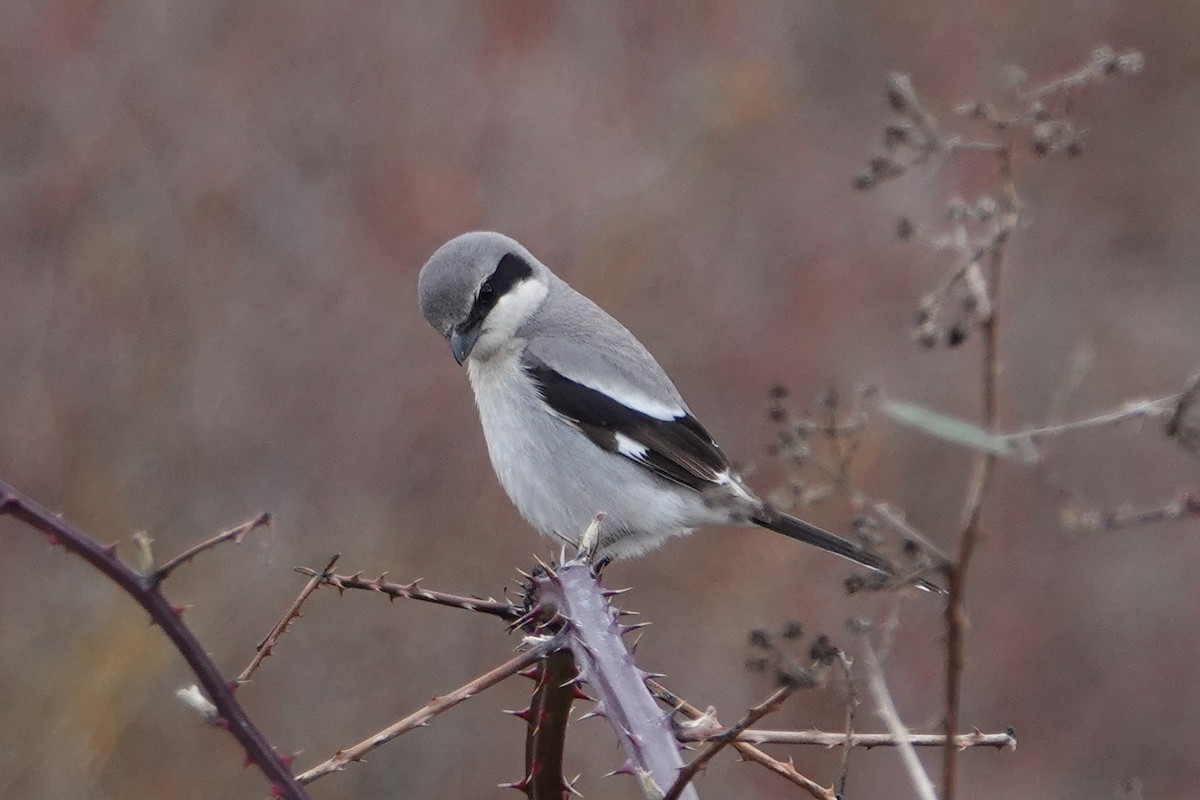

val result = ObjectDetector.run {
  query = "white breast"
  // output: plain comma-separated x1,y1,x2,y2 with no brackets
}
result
465,346,708,558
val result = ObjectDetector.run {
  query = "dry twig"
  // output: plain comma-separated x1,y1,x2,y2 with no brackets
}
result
236,553,340,685
674,727,1016,750
298,568,522,621
860,634,938,800
648,679,836,800
0,482,307,800
151,512,272,587
664,685,797,800
296,635,562,785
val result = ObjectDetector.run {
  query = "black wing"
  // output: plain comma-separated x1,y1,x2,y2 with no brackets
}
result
523,354,731,492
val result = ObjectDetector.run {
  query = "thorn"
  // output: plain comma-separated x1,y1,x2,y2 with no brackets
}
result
498,776,531,792
569,685,593,701
602,586,634,598
102,542,119,559
563,772,585,797
269,784,283,798
503,707,533,722
620,622,653,635
604,760,637,778
579,703,606,721
530,552,558,579
171,605,186,619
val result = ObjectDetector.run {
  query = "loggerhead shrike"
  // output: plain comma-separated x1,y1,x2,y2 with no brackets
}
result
419,231,934,589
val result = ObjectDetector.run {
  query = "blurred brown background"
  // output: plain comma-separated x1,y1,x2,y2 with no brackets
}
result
2,2,1198,798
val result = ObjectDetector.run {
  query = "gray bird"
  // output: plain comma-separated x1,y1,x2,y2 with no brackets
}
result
418,231,934,589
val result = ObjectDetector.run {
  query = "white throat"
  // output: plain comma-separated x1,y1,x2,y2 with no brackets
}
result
470,278,548,361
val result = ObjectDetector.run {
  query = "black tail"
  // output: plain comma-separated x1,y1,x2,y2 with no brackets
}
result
751,508,944,594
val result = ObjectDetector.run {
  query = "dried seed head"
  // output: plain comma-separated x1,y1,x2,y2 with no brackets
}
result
885,72,916,113
974,196,997,221
748,628,773,649
781,619,804,640
946,324,969,347
883,123,910,148
1031,121,1055,155
776,663,818,690
745,655,770,673
809,634,841,666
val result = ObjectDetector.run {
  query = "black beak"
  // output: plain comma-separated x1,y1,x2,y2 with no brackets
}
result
450,325,482,365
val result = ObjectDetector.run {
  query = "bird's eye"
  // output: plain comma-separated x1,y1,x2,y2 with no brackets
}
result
479,281,495,301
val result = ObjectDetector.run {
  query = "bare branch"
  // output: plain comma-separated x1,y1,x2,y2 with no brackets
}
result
835,651,856,797
1019,46,1144,102
944,141,1013,800
299,568,523,621
296,636,562,785
1062,493,1200,534
1002,395,1181,446
0,481,308,800
861,635,939,800
647,679,836,800
151,512,272,587
664,685,796,800
235,554,340,685
676,727,1016,750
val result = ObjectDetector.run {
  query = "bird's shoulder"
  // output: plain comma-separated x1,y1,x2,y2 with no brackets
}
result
518,282,688,419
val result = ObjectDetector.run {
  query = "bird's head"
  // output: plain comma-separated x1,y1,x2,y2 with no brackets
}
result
418,232,550,364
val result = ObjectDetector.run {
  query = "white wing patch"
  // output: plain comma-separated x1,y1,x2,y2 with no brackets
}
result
614,432,649,458
568,381,684,421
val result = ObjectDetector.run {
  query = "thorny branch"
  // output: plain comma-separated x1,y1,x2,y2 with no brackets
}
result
236,553,341,685
673,726,1016,750
0,481,308,800
664,685,797,800
296,635,563,785
648,679,836,800
151,512,272,587
834,651,857,797
298,567,523,621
